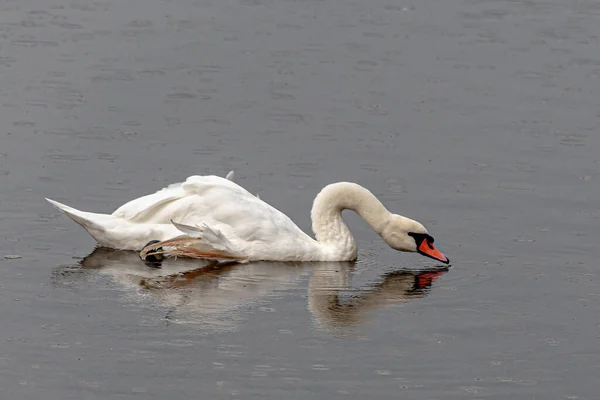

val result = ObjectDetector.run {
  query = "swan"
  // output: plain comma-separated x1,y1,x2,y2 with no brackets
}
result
46,171,449,264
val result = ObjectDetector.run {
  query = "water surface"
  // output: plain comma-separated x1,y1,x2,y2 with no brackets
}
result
1,0,599,398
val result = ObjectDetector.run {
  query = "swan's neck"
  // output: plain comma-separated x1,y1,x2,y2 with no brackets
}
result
310,182,391,260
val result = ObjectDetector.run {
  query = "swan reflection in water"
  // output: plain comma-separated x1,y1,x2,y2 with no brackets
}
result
52,248,450,336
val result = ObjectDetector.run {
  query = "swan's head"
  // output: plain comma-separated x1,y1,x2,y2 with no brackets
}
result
381,215,449,264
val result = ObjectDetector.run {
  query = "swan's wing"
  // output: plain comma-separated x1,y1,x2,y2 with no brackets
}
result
137,175,314,260
116,174,312,261
178,175,309,242
111,171,236,223
111,182,186,221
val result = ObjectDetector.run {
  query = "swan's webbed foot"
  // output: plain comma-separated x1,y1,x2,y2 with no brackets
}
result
141,240,164,268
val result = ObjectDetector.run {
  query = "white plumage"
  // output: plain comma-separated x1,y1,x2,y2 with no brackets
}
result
46,171,449,263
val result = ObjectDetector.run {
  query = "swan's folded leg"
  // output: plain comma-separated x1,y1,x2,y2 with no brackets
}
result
140,221,247,262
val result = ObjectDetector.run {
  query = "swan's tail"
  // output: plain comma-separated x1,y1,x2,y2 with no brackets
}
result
45,198,117,241
140,221,247,262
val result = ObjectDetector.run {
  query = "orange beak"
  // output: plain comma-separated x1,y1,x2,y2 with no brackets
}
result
418,239,449,264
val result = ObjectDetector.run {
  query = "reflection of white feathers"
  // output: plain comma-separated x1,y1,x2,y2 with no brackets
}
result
74,249,314,333
56,249,446,336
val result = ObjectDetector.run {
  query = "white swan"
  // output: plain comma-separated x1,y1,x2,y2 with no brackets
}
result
46,172,449,264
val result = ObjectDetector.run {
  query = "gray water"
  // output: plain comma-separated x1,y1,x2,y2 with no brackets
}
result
1,0,599,398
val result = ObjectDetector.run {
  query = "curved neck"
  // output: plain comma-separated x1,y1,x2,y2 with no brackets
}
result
310,182,391,259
